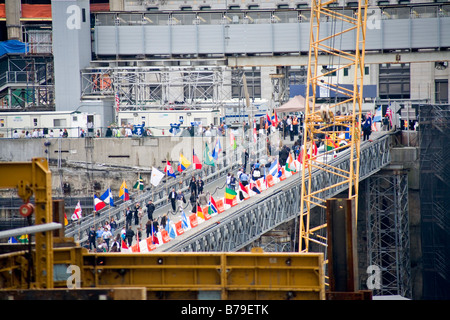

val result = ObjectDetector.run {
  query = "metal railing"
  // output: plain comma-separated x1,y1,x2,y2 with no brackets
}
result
65,133,269,244
160,132,393,253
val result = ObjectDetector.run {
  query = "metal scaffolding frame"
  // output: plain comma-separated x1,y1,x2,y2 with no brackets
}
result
81,66,232,110
366,170,412,298
299,0,368,255
0,55,54,110
418,104,450,299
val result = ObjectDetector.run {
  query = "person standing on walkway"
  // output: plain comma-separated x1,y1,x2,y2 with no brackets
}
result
168,187,177,212
126,226,135,247
189,177,198,198
146,200,155,221
196,177,204,195
362,114,372,141
102,227,112,251
88,226,96,251
176,190,186,212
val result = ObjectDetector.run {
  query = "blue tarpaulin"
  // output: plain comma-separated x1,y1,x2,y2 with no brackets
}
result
0,40,29,57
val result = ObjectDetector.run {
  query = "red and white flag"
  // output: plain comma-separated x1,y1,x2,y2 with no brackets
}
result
72,201,82,220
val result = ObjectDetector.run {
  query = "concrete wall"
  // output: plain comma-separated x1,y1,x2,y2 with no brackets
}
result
0,136,226,167
52,0,91,111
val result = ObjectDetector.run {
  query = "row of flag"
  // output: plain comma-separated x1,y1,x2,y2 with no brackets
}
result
124,150,310,253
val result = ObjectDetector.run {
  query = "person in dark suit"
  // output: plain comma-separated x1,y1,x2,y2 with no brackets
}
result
168,187,177,212
196,177,204,195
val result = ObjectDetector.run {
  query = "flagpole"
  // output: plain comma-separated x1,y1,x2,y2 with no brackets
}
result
108,184,111,222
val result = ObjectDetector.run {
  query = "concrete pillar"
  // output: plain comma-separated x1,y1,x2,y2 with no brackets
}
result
51,0,91,111
5,0,21,41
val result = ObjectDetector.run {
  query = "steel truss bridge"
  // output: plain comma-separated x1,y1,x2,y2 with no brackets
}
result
160,132,392,253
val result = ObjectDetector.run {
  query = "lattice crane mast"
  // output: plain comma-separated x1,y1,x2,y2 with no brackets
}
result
299,0,368,256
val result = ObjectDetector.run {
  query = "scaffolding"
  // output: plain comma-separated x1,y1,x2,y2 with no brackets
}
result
418,104,450,299
0,55,54,110
299,0,368,257
81,66,233,110
366,170,411,298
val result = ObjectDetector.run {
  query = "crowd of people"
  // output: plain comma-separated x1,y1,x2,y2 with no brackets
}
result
77,107,407,253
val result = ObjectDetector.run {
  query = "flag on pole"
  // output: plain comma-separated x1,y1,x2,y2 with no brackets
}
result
72,201,82,220
100,188,114,206
250,180,261,194
203,142,215,166
94,194,106,212
164,161,176,178
269,158,279,177
121,239,129,252
169,224,177,239
211,138,222,160
8,237,18,244
115,92,120,112
151,223,159,245
197,204,205,220
373,106,382,122
193,149,202,170
230,131,237,150
18,234,29,243
135,231,141,252
178,153,191,172
224,186,237,205
386,105,393,127
266,113,272,127
325,136,338,151
285,152,296,172
133,175,144,190
119,180,129,201
181,211,190,230
150,167,165,187
272,111,279,127
238,182,249,200
208,195,218,216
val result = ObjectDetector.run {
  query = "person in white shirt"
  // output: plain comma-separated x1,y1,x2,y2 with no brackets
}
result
125,126,133,137
12,130,20,138
102,227,112,250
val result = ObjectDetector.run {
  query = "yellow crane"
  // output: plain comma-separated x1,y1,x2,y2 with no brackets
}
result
299,0,368,260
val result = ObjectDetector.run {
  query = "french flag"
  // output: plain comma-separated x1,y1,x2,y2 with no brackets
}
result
94,194,106,212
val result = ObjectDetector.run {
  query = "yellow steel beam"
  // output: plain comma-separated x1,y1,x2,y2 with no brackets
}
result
0,158,54,289
50,249,326,300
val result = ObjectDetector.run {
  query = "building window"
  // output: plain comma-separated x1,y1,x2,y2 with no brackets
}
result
378,63,410,99
344,68,349,77
365,66,370,75
231,68,261,99
288,66,307,85
435,79,449,103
